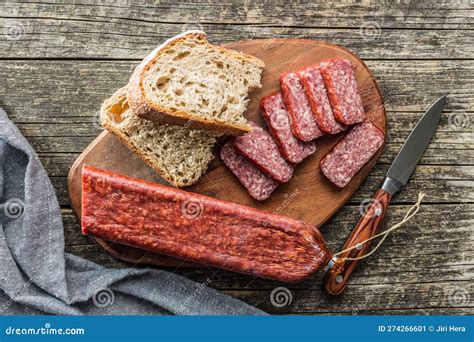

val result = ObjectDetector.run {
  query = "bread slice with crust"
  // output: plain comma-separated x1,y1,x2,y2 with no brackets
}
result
127,31,265,135
100,86,217,187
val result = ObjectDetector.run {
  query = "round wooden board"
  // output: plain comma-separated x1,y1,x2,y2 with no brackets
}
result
68,38,387,268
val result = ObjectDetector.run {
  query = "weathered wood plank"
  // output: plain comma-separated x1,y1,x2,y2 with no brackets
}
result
1,60,471,120
225,281,473,314
1,1,472,30
0,17,472,59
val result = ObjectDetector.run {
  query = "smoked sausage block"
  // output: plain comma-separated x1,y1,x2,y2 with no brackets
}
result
234,123,294,183
260,92,317,164
298,66,346,134
320,121,384,188
280,72,324,141
319,59,365,126
82,165,332,282
220,140,279,201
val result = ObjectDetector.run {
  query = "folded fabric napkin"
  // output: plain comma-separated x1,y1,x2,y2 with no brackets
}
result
0,108,264,315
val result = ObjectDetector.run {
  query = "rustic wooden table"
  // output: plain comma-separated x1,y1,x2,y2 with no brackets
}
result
1,1,472,315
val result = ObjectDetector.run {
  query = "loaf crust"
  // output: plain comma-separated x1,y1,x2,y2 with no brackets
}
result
127,31,265,136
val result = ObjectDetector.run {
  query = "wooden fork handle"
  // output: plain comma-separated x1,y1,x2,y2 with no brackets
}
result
324,188,392,295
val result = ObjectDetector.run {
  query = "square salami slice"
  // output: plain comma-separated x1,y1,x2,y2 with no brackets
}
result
280,72,324,141
319,59,365,126
220,141,279,201
320,120,384,188
260,92,316,164
234,123,294,183
298,66,346,134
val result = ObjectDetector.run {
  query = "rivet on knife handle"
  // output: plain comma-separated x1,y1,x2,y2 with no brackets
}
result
324,188,392,295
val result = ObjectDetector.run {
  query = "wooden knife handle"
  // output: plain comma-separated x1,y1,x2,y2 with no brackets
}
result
324,188,392,295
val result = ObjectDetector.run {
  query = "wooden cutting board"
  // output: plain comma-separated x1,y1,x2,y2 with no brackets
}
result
68,38,387,268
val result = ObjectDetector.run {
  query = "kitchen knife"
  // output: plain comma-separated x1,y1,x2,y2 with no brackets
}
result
324,95,446,295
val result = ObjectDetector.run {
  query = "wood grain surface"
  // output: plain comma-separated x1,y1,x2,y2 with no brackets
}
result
0,0,472,315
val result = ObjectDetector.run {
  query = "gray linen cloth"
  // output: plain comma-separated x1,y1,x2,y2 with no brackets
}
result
0,108,264,315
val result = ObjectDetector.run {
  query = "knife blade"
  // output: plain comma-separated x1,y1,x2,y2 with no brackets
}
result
324,95,446,295
382,95,446,195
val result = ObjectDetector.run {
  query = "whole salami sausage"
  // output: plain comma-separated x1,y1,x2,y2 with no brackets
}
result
320,120,384,188
234,123,294,183
82,165,332,282
280,72,324,141
319,59,365,126
260,92,317,164
298,66,346,134
220,140,279,201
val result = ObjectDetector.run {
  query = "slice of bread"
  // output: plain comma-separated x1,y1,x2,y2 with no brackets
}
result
127,31,265,135
100,86,217,187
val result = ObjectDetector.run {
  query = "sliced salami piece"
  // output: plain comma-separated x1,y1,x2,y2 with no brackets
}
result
280,72,324,141
319,59,365,126
220,141,279,201
260,92,317,164
321,120,384,188
298,66,346,134
234,123,294,183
